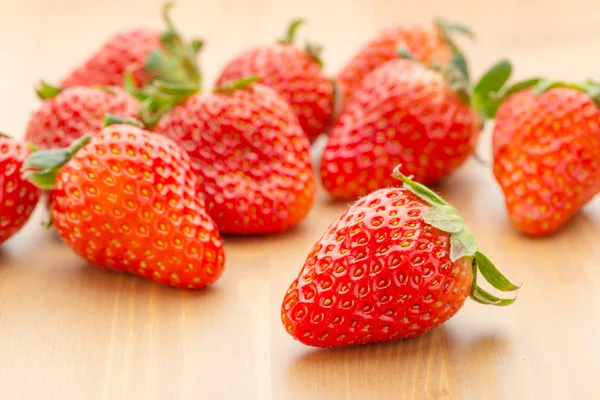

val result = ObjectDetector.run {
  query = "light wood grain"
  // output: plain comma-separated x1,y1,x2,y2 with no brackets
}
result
1,0,600,399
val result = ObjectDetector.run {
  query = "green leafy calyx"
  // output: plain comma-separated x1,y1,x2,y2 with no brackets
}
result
22,136,91,190
36,81,64,100
143,2,202,87
125,71,199,128
214,75,261,93
436,19,473,91
103,114,144,128
397,19,474,103
471,59,512,119
392,165,520,306
277,18,323,67
472,63,600,118
533,79,600,107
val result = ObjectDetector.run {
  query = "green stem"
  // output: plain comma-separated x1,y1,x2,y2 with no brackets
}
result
279,18,305,45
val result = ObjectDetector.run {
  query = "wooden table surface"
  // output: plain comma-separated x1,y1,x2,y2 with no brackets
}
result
2,0,600,399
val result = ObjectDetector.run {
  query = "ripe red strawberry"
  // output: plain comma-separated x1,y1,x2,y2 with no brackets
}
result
23,118,224,289
282,167,519,347
336,20,472,106
0,134,40,244
25,82,139,149
216,19,334,143
154,77,316,234
489,78,600,235
61,3,202,89
321,57,481,199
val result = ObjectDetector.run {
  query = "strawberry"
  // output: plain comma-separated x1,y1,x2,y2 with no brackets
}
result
23,117,224,289
321,50,484,199
282,167,519,347
154,77,316,235
25,82,139,150
482,70,600,235
216,19,334,143
61,3,202,89
0,134,40,244
336,19,472,106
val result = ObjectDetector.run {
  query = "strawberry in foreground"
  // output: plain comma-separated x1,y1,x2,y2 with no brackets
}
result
479,66,600,235
154,77,316,235
216,19,334,143
23,117,224,289
321,42,486,199
61,3,201,89
336,19,469,106
0,134,40,244
25,82,139,149
282,167,519,347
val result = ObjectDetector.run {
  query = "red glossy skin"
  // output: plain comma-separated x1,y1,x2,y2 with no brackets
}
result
0,136,40,244
216,44,334,143
155,84,316,235
321,59,480,199
51,125,224,289
336,24,453,106
25,86,140,149
282,187,473,347
61,28,160,88
492,89,537,158
493,88,600,235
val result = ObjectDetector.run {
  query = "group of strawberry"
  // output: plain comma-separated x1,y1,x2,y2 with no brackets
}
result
1,4,599,349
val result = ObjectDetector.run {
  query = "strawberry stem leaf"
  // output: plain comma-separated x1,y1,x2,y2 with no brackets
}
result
393,166,477,261
423,207,464,233
103,114,144,128
144,2,202,87
214,75,260,93
394,166,519,305
449,225,478,261
533,79,600,106
435,19,475,40
36,81,63,100
472,59,513,119
392,165,447,207
471,285,517,306
305,41,324,67
42,217,54,229
397,45,420,62
474,251,520,292
435,19,473,86
500,78,541,99
22,136,90,190
279,18,306,45
0,132,10,138
190,39,205,54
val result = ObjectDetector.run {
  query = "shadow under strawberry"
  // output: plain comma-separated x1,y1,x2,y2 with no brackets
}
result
68,258,226,299
285,327,509,398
